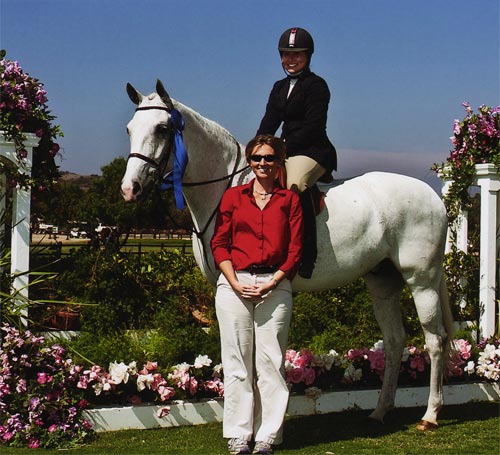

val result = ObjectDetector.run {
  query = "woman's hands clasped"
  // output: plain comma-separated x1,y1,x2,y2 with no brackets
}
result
233,281,275,301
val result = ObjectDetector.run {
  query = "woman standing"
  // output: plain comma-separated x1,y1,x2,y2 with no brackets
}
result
257,27,337,278
211,135,303,454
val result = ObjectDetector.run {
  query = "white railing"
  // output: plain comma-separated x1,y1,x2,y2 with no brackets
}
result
441,163,500,338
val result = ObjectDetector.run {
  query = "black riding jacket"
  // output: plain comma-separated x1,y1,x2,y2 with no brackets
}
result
257,68,337,173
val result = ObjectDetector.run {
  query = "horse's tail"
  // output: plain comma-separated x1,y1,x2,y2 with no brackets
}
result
439,275,456,373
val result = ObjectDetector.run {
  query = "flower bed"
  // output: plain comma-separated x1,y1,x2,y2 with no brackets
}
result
1,323,499,449
82,382,500,432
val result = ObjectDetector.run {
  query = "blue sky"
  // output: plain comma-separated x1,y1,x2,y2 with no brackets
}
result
1,0,499,192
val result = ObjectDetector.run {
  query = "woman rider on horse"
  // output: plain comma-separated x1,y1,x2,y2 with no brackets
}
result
257,27,337,278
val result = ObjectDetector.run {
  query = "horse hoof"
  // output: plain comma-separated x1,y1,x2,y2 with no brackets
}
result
416,420,438,431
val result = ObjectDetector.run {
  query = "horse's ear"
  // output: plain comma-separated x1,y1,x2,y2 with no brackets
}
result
156,79,174,110
126,82,143,105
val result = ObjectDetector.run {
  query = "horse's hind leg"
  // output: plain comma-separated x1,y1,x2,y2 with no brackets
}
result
364,260,406,423
406,276,449,428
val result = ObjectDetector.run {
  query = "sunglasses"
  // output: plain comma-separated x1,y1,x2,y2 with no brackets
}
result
250,154,278,163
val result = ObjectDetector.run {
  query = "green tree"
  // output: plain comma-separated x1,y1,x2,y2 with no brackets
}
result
79,157,192,233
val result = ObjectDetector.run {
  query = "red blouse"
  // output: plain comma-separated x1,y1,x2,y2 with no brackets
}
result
211,179,303,279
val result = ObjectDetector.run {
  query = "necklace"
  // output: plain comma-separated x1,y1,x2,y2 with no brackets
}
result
253,189,272,200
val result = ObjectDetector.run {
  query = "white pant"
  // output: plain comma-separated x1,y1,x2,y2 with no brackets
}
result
215,271,293,444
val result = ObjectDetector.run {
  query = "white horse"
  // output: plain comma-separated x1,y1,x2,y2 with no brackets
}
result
121,80,454,430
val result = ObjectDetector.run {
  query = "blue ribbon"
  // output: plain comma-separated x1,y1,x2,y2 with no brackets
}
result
159,109,188,209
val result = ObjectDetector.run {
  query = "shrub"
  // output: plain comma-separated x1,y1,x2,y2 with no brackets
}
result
43,247,219,368
289,279,423,353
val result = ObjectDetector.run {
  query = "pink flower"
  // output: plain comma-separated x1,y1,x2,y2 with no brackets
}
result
78,399,89,409
410,355,426,372
286,367,305,384
157,407,171,418
35,128,44,137
28,438,40,449
2,431,14,442
304,367,316,385
158,385,176,401
298,349,314,368
36,372,52,384
145,361,158,371
48,424,58,433
203,377,224,396
454,339,472,360
189,377,198,396
285,349,299,364
347,348,367,361
368,349,385,374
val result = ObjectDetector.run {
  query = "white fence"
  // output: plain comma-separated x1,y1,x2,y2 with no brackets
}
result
441,163,500,338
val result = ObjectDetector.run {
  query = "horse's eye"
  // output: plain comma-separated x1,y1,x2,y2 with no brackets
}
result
156,124,169,135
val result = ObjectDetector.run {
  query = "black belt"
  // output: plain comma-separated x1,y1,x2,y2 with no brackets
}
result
245,264,278,274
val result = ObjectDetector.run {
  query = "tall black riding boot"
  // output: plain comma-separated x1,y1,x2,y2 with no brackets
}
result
298,188,317,279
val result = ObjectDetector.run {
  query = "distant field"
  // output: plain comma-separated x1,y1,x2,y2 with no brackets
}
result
30,234,193,256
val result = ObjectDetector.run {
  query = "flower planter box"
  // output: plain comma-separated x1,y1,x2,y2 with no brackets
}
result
83,382,499,432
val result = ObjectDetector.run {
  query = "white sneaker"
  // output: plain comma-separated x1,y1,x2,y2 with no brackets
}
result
252,441,274,454
228,438,251,454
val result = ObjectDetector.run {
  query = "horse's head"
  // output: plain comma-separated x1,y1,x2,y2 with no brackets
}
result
121,79,175,202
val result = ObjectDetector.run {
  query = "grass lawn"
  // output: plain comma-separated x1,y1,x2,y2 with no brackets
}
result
2,402,498,454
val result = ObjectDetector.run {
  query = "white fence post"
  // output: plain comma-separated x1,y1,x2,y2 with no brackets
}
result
0,132,39,324
474,164,500,338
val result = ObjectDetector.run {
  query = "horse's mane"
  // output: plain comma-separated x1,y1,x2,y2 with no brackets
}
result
172,98,241,147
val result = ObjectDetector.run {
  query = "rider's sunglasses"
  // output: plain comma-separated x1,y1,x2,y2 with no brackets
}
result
250,154,278,163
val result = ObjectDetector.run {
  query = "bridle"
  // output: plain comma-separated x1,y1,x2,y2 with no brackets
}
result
127,105,174,177
127,104,250,238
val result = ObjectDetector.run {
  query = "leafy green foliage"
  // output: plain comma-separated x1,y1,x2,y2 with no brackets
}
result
45,247,219,367
289,279,424,353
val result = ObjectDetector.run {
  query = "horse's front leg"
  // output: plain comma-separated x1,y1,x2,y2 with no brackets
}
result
364,265,406,423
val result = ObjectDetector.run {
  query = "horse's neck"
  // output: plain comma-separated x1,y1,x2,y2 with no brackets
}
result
177,102,246,233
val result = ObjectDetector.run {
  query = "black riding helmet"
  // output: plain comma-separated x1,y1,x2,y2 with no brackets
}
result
278,27,314,56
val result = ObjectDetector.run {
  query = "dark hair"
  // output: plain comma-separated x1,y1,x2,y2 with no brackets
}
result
245,135,286,163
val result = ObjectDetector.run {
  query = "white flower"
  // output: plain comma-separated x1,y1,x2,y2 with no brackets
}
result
401,347,410,362
173,362,191,374
311,354,325,369
137,373,154,392
373,340,384,351
464,361,476,375
109,361,130,384
344,364,362,382
475,343,500,381
128,361,138,375
311,351,340,371
213,363,223,374
284,360,294,371
93,382,103,396
194,355,212,369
